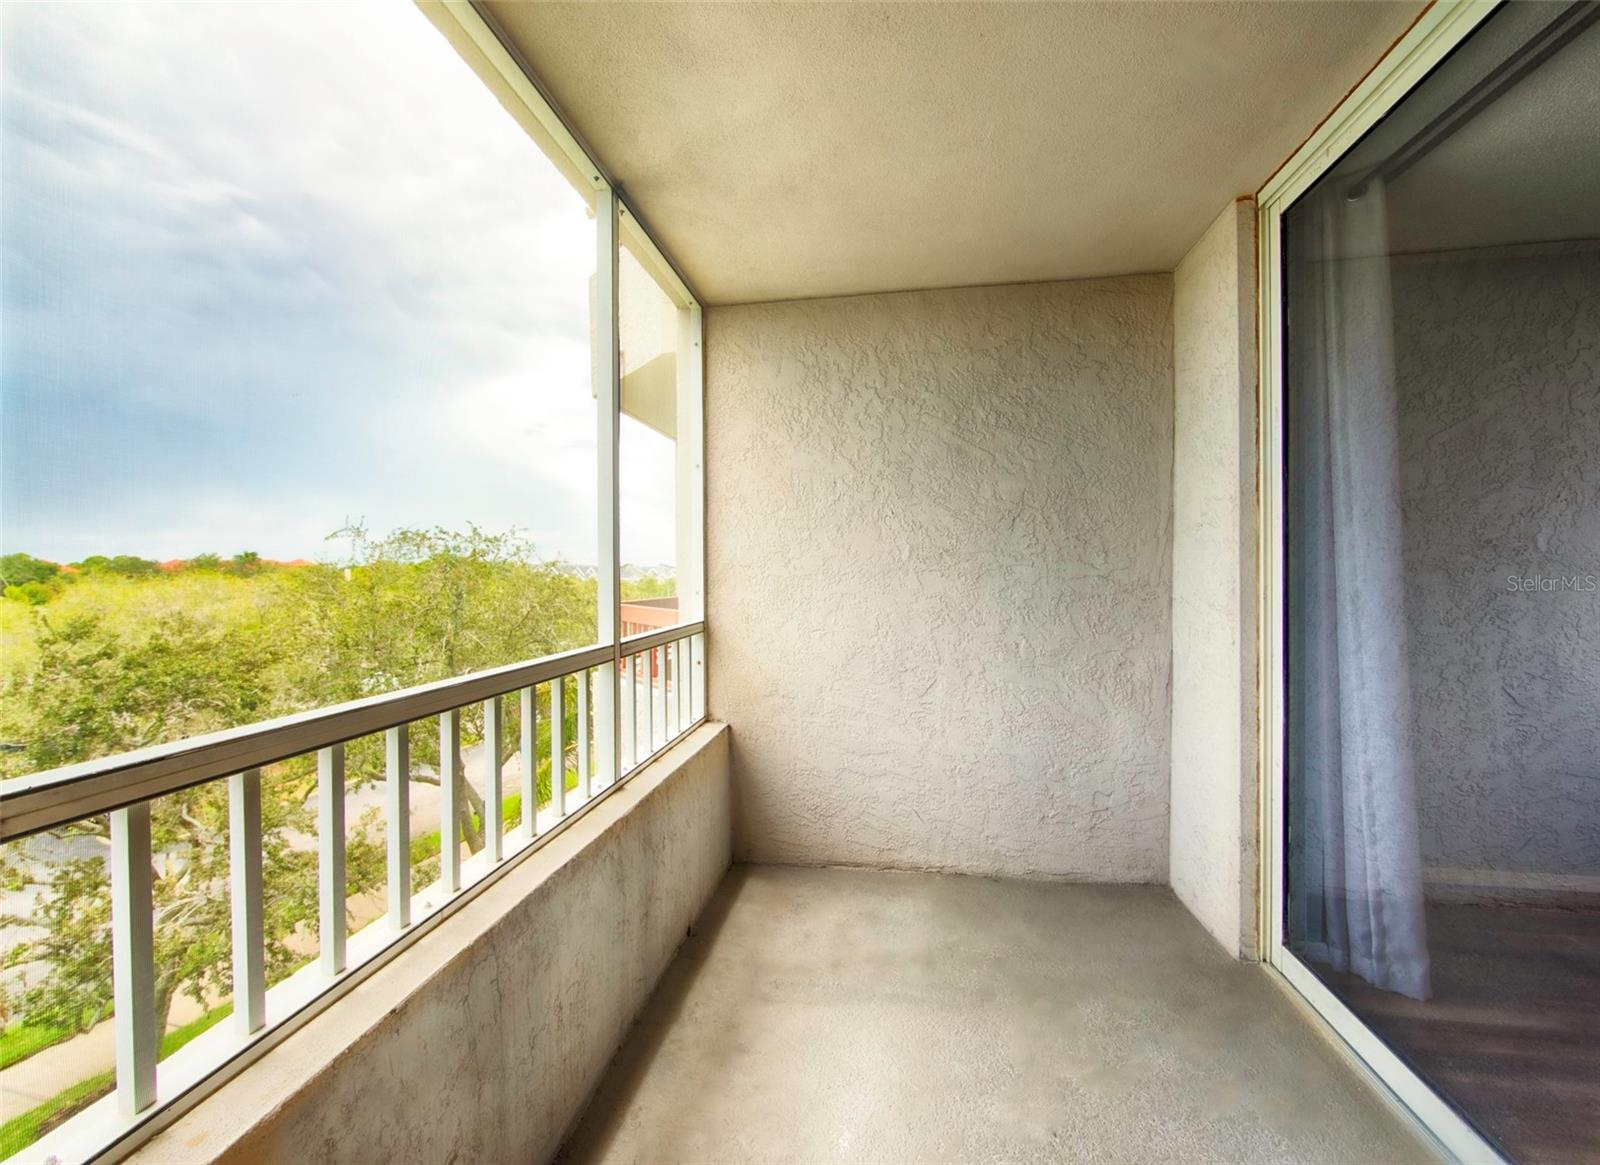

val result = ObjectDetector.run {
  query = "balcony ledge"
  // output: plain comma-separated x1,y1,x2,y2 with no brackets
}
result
126,723,731,1165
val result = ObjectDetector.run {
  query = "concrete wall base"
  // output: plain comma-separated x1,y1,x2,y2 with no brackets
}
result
130,723,732,1165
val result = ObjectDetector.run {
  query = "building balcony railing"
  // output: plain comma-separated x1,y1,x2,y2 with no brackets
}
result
0,622,706,1165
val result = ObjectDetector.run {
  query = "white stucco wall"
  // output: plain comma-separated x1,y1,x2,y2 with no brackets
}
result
706,278,1173,882
1167,200,1259,957
130,725,732,1165
1392,241,1600,894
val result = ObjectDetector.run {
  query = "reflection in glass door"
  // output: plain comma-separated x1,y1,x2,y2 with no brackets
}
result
1279,3,1600,1161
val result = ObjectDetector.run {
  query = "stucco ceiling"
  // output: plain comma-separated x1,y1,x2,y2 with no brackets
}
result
483,1,1423,305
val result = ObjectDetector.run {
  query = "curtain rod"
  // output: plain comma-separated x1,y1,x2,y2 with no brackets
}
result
1347,0,1600,200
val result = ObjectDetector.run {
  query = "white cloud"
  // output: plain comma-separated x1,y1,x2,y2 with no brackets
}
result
0,0,674,566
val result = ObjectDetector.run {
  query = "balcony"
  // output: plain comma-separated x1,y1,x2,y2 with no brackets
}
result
4,1,1596,1164
9,725,1428,1165
2,625,709,1165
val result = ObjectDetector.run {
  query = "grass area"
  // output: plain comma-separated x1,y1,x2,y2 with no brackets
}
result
0,1001,233,1159
159,1002,233,1059
0,1022,71,1071
0,1069,112,1160
405,776,577,868
408,790,527,865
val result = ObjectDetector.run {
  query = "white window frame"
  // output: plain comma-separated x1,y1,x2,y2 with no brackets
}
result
1256,4,1510,1162
424,0,708,781
2,4,706,1163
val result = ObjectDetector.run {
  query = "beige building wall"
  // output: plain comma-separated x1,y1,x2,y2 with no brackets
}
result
1391,240,1600,899
706,277,1174,881
1168,200,1259,958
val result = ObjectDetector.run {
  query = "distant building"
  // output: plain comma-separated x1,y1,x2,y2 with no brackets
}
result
620,596,678,680
619,595,678,637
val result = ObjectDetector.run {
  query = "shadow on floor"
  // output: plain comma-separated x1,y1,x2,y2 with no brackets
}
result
555,864,756,1163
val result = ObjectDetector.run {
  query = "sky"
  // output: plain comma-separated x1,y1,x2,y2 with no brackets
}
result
0,1,677,568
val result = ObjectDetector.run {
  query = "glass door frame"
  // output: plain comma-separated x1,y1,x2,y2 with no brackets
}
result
1256,3,1507,1161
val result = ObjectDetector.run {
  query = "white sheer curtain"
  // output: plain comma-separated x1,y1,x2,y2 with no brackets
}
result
1286,178,1431,1001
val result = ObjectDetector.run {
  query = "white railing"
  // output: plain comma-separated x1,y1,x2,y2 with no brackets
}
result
0,622,706,1165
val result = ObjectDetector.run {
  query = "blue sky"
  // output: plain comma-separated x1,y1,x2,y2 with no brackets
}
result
1,1,674,568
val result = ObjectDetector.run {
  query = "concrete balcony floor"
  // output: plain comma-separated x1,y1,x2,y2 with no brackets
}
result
560,865,1431,1164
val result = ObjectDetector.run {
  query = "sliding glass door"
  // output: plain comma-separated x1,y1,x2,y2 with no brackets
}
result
1266,3,1599,1161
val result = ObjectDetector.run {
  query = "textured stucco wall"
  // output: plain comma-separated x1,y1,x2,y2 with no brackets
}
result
1393,241,1600,889
131,725,732,1165
1168,200,1259,957
707,278,1173,881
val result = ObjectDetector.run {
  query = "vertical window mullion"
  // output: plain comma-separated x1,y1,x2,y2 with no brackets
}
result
595,184,621,787
676,301,706,625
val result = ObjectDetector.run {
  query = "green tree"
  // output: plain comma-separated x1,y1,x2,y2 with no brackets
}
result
1,555,68,603
4,582,55,606
0,852,109,1034
300,524,591,696
0,525,589,1075
13,612,280,771
104,556,158,578
292,525,593,852
68,554,159,579
0,554,60,588
0,611,381,1047
621,572,676,601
